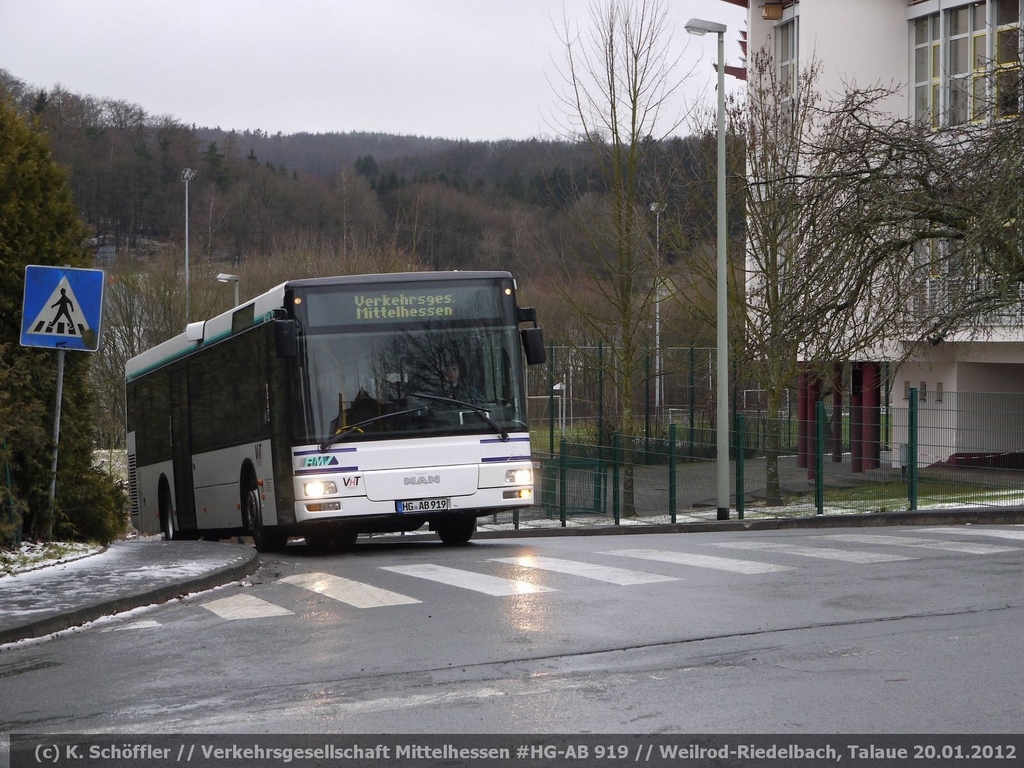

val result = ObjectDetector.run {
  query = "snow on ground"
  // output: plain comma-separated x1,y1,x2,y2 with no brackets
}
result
0,540,106,577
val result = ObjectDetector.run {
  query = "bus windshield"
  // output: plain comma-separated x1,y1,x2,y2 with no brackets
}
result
292,281,528,443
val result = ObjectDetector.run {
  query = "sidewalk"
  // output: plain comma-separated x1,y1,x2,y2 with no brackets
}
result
2,508,1022,647
0,537,259,646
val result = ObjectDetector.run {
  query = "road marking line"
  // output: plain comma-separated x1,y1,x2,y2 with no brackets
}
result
711,540,915,563
819,533,1016,554
279,572,420,608
490,556,679,585
381,564,556,596
601,548,794,574
200,594,293,620
926,528,1024,542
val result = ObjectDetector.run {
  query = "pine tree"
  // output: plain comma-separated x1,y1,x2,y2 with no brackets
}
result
0,97,125,546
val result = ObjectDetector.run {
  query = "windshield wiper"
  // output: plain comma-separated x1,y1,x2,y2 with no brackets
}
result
410,392,509,442
318,407,423,451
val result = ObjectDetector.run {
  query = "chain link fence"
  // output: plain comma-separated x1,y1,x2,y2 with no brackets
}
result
492,370,1024,530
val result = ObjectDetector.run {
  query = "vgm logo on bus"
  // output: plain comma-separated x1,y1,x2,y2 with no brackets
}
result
304,455,339,468
405,475,440,485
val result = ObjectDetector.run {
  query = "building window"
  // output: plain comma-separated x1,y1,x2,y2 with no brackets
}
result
995,0,1022,116
912,1,1023,126
778,19,798,100
914,13,942,125
947,5,972,125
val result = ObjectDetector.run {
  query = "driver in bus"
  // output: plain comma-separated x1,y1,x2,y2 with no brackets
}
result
439,362,483,403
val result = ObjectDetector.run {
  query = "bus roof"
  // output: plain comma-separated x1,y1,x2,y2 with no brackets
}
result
124,271,517,381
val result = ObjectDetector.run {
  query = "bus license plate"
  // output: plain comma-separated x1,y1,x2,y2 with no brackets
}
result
397,498,450,513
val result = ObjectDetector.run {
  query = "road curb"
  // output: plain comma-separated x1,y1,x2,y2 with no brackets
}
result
0,546,261,646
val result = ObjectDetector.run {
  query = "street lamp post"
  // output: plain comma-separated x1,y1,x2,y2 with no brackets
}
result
685,18,730,520
217,273,240,307
181,168,197,321
649,202,665,416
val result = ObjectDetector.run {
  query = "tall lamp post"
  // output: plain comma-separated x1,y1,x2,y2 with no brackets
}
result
685,17,729,520
181,168,197,321
649,202,665,416
217,273,240,307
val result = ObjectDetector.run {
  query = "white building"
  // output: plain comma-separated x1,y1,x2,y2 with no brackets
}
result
728,0,1024,469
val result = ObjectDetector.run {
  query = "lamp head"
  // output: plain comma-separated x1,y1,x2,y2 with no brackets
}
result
685,18,727,36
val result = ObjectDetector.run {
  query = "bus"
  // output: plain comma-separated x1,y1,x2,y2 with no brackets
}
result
125,271,545,551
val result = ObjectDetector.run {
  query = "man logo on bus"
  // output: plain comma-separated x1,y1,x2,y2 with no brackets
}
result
304,455,339,468
404,475,440,485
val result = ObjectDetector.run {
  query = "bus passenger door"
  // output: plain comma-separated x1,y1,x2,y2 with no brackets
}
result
170,369,198,532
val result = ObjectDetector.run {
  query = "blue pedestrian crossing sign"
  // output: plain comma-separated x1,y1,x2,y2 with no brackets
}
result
20,265,105,352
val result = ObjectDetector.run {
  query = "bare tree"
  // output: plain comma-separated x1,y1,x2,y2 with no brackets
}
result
551,0,689,411
685,49,969,504
549,0,698,514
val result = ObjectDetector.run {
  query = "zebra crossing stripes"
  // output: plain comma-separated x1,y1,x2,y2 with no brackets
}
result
819,533,1017,555
191,531,1022,621
201,594,294,620
710,540,915,564
926,527,1024,542
600,548,795,574
490,556,679,585
381,563,557,596
279,572,420,608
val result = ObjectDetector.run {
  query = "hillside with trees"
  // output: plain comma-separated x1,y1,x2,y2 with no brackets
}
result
0,67,727,299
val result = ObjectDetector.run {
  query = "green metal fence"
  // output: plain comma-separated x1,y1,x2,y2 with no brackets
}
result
486,387,1024,531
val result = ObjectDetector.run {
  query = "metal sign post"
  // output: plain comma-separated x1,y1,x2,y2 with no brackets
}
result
20,265,106,538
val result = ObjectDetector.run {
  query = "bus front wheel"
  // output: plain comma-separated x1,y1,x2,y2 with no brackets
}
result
433,514,476,545
244,480,286,553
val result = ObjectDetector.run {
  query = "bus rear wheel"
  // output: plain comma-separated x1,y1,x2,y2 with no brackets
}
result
159,482,175,541
433,514,477,545
244,481,286,553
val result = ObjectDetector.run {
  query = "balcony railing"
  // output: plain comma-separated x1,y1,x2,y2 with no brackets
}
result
911,275,1024,328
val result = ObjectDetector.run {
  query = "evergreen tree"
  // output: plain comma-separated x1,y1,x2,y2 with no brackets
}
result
0,97,125,546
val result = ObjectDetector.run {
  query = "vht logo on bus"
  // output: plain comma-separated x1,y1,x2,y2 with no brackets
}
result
405,475,440,485
303,455,339,468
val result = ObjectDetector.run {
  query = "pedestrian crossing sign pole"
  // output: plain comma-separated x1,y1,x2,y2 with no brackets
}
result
20,265,106,538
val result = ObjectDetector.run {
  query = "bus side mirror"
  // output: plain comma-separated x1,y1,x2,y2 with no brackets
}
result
521,327,546,365
275,320,298,358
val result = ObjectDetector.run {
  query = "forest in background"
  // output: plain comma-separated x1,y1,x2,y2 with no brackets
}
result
0,67,729,341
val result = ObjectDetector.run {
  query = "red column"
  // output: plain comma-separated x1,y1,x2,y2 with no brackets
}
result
864,362,881,470
832,363,843,462
850,364,863,473
797,369,808,469
806,375,821,483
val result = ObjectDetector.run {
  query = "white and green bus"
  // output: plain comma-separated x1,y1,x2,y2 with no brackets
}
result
125,271,545,551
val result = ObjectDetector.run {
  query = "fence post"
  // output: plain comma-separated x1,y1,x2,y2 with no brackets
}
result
815,400,825,515
668,422,677,523
548,341,555,454
736,414,745,520
612,432,621,525
908,387,919,511
598,341,604,450
688,344,695,462
559,437,567,527
644,354,651,464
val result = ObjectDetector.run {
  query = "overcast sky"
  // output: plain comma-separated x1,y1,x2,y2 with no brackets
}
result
2,1,747,142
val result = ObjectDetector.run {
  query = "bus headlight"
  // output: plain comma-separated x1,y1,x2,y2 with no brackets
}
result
505,468,532,485
303,480,337,498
